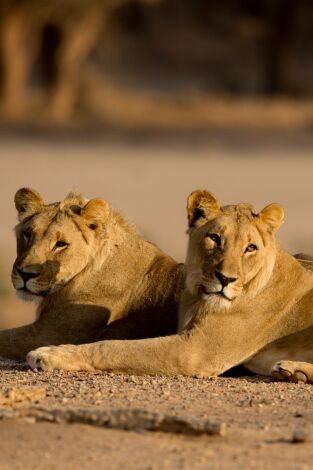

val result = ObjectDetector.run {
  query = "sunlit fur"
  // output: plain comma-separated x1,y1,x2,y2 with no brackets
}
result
184,204,276,311
26,190,313,382
1,187,184,361
12,192,106,301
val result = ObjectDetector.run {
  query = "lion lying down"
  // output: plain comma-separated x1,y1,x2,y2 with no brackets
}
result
1,188,184,359
27,190,313,383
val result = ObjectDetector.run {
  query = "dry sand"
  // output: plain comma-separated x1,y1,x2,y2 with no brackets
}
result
0,359,313,469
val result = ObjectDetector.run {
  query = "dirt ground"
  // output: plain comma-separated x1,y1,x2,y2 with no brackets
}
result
0,358,313,469
0,133,313,469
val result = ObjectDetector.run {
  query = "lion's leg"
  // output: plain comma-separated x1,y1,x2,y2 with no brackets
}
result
27,301,313,376
0,304,107,360
0,321,97,361
26,333,206,375
245,325,313,380
271,361,313,383
0,322,59,360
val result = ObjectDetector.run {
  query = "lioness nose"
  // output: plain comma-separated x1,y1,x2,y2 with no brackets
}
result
215,270,237,287
17,268,40,283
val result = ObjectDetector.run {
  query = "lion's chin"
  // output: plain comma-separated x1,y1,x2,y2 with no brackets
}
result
16,288,49,304
199,286,234,310
202,293,232,310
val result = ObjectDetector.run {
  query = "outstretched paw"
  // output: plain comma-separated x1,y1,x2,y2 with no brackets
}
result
271,361,309,384
27,345,91,372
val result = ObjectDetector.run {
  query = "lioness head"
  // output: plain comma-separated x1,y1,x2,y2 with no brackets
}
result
12,188,109,301
185,190,284,307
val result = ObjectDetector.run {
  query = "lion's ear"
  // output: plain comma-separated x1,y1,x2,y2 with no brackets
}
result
14,188,43,222
187,190,220,228
81,199,109,232
258,203,284,233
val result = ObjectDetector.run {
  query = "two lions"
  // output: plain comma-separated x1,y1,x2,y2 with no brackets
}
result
25,190,313,383
2,188,184,359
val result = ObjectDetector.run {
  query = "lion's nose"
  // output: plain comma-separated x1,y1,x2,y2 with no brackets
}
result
215,270,237,287
17,268,40,283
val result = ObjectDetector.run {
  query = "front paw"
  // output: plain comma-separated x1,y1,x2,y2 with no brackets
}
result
27,345,90,372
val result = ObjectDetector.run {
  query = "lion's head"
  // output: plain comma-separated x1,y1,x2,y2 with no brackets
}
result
11,188,109,301
185,190,284,308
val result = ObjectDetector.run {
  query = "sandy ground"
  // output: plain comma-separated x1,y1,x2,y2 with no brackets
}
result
0,359,313,469
0,133,313,468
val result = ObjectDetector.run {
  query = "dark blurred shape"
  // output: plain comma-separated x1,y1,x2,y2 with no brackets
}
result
0,0,135,120
34,23,63,88
0,0,312,124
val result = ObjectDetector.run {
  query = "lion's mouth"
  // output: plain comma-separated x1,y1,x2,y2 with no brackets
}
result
17,287,50,297
200,285,232,301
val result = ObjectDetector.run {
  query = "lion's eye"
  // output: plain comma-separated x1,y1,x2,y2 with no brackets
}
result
207,233,221,246
22,231,31,243
245,244,257,253
54,241,69,249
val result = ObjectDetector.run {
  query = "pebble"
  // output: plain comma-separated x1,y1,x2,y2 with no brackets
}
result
291,430,310,443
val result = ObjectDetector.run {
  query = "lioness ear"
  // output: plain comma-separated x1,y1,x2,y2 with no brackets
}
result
187,190,220,228
14,188,43,222
81,199,109,232
258,203,284,233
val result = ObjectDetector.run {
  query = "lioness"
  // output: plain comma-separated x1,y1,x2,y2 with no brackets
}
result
1,188,184,359
28,190,313,383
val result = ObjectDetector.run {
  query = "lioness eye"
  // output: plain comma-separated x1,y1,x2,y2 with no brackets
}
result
22,231,31,243
245,244,257,253
207,233,221,246
55,241,68,249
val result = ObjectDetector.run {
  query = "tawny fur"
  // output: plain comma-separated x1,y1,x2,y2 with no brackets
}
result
27,190,313,382
1,188,184,359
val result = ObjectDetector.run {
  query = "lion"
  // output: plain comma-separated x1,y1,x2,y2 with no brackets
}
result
27,189,313,383
0,187,184,359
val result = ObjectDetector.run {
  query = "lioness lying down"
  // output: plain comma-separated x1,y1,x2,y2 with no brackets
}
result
1,188,184,359
27,190,313,383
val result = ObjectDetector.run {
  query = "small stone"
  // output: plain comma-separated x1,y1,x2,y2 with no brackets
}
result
0,386,46,406
291,430,309,443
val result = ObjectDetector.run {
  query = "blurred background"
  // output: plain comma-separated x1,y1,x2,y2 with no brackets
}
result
0,0,313,328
